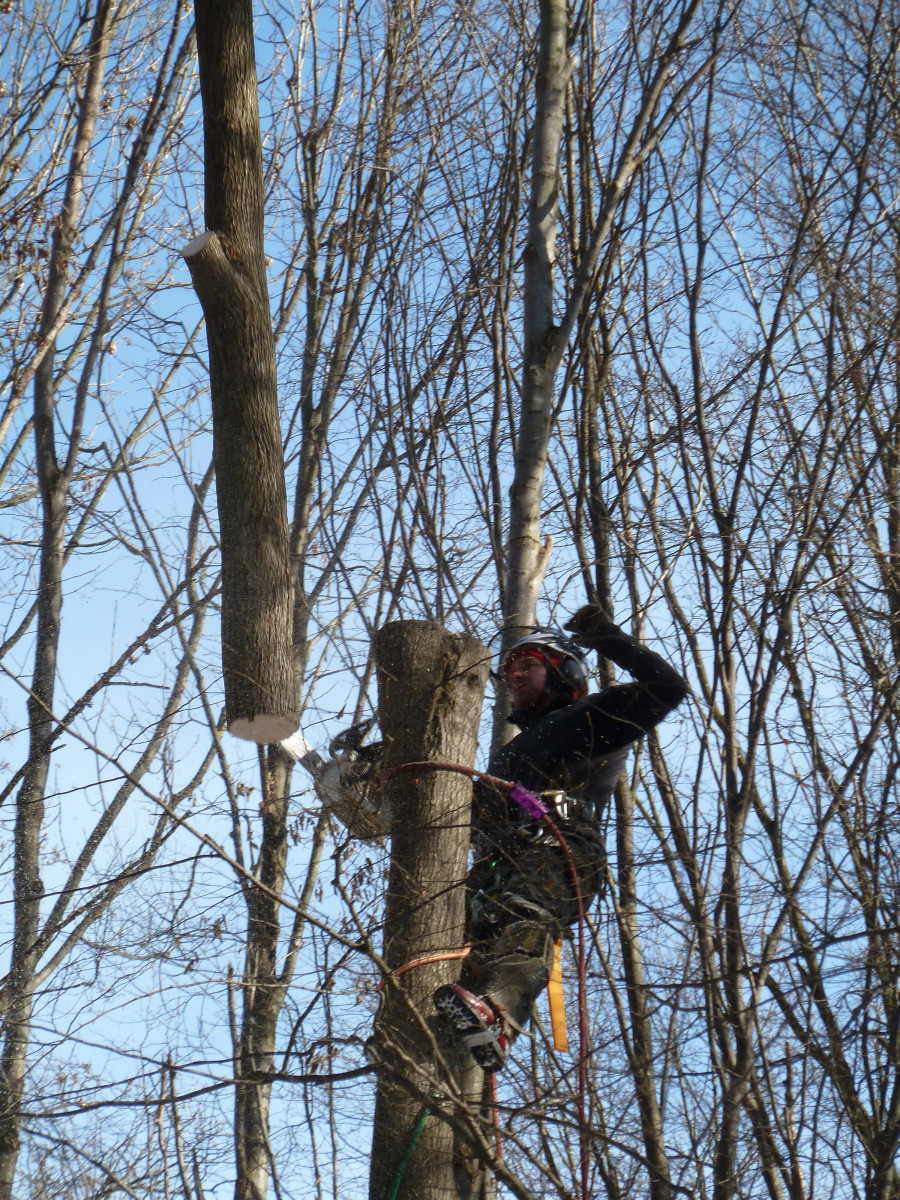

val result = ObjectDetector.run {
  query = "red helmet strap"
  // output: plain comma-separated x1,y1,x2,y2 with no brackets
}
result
503,647,561,674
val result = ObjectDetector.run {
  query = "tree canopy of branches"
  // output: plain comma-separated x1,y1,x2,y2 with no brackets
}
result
2,0,900,1197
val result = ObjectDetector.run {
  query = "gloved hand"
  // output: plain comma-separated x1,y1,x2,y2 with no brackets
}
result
563,604,623,648
565,605,688,702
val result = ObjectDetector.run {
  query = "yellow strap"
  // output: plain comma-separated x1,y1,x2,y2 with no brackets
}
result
547,938,568,1052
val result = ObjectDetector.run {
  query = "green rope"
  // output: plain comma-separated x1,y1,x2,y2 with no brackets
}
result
387,1092,437,1200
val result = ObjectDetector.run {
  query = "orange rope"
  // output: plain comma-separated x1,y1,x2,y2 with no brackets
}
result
376,941,506,1163
488,1072,503,1159
377,945,472,990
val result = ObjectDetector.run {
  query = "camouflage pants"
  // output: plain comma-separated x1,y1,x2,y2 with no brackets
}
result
463,825,604,1030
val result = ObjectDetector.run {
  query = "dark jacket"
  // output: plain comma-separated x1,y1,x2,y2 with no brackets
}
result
475,624,688,838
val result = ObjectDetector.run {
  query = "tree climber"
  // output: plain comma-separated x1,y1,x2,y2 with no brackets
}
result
433,604,688,1072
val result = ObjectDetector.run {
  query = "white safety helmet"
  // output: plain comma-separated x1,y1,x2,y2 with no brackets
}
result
501,629,590,702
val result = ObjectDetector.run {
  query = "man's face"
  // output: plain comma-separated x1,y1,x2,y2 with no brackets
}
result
503,650,550,711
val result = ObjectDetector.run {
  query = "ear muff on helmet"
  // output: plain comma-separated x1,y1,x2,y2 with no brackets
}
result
501,630,589,701
552,652,589,701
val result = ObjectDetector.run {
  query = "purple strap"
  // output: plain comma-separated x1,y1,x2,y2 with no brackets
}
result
508,784,547,820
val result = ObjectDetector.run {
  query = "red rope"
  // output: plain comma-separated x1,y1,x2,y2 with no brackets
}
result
376,945,472,990
488,1071,503,1160
383,760,590,1200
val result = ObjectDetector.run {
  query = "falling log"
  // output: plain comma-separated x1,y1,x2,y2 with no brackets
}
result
183,0,297,743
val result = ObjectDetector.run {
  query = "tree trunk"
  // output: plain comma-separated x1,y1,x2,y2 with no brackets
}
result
0,5,114,1195
368,621,489,1200
230,747,295,1200
614,779,674,1200
491,0,571,757
503,0,571,638
184,0,296,744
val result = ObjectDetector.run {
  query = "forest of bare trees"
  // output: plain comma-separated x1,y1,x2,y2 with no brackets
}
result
2,0,900,1197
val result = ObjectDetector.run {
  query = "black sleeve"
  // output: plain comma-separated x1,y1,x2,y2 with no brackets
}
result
485,627,687,799
584,624,688,730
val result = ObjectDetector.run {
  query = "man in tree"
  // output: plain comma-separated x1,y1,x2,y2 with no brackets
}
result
434,604,688,1071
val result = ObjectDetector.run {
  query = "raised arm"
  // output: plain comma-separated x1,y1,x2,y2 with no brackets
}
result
563,604,688,731
484,608,688,801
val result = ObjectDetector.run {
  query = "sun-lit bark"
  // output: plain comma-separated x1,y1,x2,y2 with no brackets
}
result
368,620,489,1200
186,0,296,744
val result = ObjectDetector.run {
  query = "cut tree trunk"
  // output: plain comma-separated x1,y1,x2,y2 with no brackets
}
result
184,0,296,743
368,620,489,1200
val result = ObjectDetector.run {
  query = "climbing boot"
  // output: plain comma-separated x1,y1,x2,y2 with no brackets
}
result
433,983,510,1072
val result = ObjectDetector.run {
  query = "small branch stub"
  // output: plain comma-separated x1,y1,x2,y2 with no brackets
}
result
183,229,217,258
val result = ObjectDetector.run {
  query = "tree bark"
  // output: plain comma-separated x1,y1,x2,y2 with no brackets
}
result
502,0,571,641
490,0,571,758
498,0,704,675
184,0,296,743
0,6,114,1196
614,779,674,1200
231,749,289,1200
368,621,489,1200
